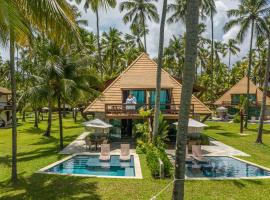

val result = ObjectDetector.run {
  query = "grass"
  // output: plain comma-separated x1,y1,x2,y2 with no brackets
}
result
1,115,270,199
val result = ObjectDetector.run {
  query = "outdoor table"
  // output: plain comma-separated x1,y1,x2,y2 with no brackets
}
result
90,134,107,150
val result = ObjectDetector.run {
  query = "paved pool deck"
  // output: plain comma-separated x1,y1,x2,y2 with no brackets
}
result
59,132,136,155
166,138,249,158
61,132,249,158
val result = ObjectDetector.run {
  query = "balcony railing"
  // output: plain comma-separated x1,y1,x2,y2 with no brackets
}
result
222,101,262,106
105,103,194,116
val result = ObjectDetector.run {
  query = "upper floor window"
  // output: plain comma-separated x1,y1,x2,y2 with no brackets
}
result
231,94,256,105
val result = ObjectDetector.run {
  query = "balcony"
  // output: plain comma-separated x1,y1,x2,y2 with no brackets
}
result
105,103,194,119
0,102,12,110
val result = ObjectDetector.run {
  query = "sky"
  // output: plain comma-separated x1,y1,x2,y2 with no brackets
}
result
1,0,250,66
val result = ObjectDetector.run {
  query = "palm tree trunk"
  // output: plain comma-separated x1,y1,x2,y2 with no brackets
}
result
172,0,199,199
34,108,38,128
141,12,147,53
228,51,231,69
22,111,26,122
244,20,255,128
58,95,64,150
96,9,103,79
44,99,52,137
153,0,167,139
10,29,18,183
256,35,270,143
210,9,214,103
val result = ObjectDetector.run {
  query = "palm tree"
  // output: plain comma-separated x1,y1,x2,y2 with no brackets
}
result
167,0,216,101
0,0,79,182
74,0,117,79
172,0,200,199
152,0,167,139
224,0,269,128
236,95,247,134
120,0,159,53
101,28,124,75
226,39,240,68
257,17,270,144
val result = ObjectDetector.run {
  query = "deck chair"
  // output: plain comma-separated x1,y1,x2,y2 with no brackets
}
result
192,145,208,164
186,145,193,164
120,144,131,161
99,144,110,161
85,137,92,151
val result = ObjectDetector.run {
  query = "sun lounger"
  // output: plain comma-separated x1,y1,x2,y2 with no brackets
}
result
99,144,111,161
186,145,193,164
192,145,208,164
120,144,131,161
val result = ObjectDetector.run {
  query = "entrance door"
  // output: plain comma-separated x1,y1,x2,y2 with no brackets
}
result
121,119,133,138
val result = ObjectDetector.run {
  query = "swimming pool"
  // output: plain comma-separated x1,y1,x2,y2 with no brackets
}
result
40,154,142,178
185,156,270,179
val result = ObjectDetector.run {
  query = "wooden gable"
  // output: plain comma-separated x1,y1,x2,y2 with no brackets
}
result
84,53,211,115
214,76,270,105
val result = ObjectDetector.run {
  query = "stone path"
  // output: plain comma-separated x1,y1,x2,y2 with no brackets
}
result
60,132,90,154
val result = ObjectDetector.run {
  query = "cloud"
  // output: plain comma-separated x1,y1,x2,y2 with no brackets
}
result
1,0,247,66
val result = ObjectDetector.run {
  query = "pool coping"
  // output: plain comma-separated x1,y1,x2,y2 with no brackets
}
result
37,152,143,179
186,155,270,180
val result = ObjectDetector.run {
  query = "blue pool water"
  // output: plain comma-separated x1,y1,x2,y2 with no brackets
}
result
185,156,270,178
45,155,135,177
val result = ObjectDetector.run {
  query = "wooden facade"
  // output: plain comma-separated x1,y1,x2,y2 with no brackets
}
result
84,53,211,120
214,77,270,106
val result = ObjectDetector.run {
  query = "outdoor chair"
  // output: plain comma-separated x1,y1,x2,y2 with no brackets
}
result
99,144,111,161
186,145,193,164
192,145,208,164
120,144,131,161
85,137,93,151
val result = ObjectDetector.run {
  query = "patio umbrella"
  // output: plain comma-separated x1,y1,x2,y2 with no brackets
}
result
216,106,228,112
173,118,207,134
173,118,207,128
82,119,112,129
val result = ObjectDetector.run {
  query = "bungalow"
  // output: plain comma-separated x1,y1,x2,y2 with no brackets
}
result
84,53,211,139
0,87,12,127
214,76,270,119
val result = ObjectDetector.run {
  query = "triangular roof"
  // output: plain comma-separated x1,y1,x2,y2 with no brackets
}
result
214,76,270,105
84,53,211,114
0,87,11,95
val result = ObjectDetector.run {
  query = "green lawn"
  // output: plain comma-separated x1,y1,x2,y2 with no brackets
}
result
1,116,270,199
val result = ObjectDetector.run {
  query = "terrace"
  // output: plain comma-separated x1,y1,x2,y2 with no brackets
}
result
105,103,195,119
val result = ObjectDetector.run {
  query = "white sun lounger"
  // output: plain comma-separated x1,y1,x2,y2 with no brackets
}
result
99,144,110,161
120,144,131,161
192,145,208,163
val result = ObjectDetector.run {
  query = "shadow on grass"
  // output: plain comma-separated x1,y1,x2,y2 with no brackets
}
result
215,132,240,138
232,179,264,189
0,174,101,200
0,156,11,167
204,125,224,131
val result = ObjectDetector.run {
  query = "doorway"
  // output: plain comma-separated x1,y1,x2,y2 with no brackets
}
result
121,119,133,138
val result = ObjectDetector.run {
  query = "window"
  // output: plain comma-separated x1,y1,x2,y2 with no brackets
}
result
122,90,145,104
150,89,170,109
231,94,257,105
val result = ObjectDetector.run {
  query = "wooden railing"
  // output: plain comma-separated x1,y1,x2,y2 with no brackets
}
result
105,103,194,116
222,101,262,106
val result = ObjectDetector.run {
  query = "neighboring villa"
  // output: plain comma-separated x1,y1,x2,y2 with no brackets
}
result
84,53,211,139
0,87,12,127
214,76,270,119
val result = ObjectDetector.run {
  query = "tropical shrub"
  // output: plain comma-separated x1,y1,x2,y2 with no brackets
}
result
233,114,241,123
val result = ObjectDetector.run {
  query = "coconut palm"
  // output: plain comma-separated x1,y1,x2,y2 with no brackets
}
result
172,0,200,199
153,0,167,140
226,39,240,68
74,0,117,79
101,28,124,75
257,17,270,144
0,0,79,182
120,0,159,53
224,0,269,128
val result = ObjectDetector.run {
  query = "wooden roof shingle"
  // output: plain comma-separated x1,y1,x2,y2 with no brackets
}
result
214,76,270,105
84,53,211,115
